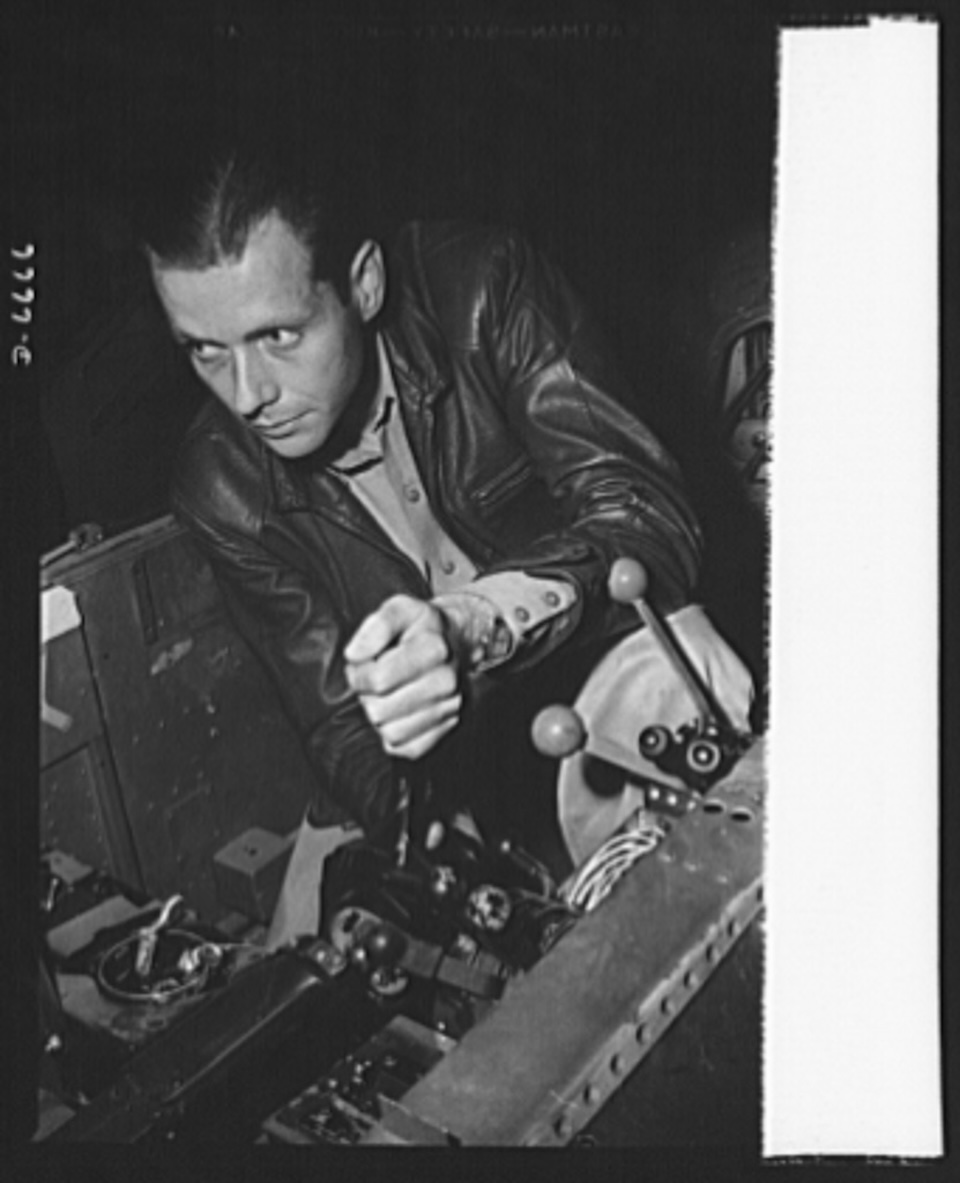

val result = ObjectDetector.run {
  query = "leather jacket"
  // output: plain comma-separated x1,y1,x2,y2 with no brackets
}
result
170,222,703,835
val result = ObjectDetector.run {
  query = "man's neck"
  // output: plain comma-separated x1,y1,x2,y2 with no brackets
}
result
306,329,384,469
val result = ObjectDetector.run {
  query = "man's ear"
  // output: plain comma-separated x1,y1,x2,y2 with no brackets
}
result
349,240,385,323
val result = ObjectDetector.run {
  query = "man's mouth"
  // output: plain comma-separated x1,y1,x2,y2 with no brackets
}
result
257,415,302,438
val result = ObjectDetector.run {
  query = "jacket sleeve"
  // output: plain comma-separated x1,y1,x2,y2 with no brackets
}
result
474,230,704,662
170,485,398,837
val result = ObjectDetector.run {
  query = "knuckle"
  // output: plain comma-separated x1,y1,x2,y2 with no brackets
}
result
379,717,404,744
361,697,384,727
423,632,449,665
388,593,418,621
366,665,391,695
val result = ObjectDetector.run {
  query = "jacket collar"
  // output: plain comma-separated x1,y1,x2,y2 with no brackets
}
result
266,342,452,516
378,221,456,409
268,225,456,514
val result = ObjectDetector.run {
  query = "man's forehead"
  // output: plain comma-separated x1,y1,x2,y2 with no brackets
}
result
151,215,322,335
153,214,311,289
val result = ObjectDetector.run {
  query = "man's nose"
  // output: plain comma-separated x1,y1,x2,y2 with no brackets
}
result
233,348,279,419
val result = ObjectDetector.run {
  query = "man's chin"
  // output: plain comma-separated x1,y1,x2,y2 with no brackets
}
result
261,429,326,460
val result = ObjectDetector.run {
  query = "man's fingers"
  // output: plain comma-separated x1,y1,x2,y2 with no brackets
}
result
344,595,430,664
361,684,462,736
347,624,451,696
382,713,461,761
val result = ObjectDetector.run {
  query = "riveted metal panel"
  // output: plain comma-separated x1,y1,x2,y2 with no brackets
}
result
163,779,222,919
41,516,320,922
40,740,141,886
40,626,102,767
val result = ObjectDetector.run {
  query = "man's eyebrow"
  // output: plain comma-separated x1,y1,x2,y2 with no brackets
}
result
173,330,220,348
174,319,309,348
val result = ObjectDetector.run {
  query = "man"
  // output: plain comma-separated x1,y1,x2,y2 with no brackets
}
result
142,133,752,944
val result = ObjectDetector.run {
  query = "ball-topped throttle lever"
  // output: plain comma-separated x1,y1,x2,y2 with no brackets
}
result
607,558,732,733
608,555,651,603
530,699,700,817
531,704,587,760
531,560,750,796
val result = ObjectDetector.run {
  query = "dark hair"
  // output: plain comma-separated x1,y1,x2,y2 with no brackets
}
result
136,119,377,302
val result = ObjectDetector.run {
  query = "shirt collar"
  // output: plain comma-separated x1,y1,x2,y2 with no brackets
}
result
329,334,397,475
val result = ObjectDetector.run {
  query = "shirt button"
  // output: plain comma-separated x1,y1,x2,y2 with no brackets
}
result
514,607,530,623
441,559,456,575
404,485,422,503
544,591,561,607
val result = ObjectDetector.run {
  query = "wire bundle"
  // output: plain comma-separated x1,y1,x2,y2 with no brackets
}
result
562,810,666,913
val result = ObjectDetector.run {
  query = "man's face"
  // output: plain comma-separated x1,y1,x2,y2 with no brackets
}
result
152,213,383,459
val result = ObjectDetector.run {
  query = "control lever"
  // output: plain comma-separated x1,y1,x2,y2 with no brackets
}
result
608,558,732,732
531,559,750,795
530,704,586,762
531,702,697,816
609,558,750,784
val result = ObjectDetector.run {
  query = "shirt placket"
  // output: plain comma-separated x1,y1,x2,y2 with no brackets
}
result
383,402,479,595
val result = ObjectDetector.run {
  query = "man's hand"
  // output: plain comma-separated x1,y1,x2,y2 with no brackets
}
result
345,594,481,760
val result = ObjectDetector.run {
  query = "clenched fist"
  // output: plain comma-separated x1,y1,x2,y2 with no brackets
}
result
344,592,502,759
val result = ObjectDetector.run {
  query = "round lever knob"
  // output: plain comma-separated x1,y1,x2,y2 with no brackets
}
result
363,923,408,969
608,557,649,603
531,704,586,759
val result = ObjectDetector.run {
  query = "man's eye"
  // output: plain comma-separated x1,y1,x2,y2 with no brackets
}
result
187,342,225,365
262,329,301,350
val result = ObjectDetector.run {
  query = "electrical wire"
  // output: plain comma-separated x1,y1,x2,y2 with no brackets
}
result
562,810,666,913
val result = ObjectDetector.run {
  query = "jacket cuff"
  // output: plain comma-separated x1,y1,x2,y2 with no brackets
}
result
307,724,398,839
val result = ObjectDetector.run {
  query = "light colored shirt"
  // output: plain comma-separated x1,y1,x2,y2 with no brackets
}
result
329,335,577,667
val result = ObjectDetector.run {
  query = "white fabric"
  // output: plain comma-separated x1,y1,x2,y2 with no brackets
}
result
264,820,357,950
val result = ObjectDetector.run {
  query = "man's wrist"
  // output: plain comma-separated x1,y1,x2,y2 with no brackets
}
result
432,591,516,671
